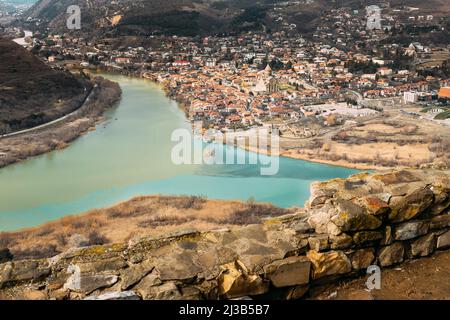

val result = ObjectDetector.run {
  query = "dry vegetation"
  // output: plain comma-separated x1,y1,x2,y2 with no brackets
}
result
280,113,450,170
0,195,292,260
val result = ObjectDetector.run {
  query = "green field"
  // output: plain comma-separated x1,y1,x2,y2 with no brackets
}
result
434,110,450,120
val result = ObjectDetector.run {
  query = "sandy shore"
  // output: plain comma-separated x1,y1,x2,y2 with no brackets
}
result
244,143,385,171
226,132,389,171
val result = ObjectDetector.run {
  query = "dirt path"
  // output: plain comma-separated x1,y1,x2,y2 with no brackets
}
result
311,251,450,300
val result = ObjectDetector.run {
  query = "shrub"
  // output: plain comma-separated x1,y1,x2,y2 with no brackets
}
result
137,215,190,228
54,233,67,246
35,226,54,237
0,233,15,248
157,195,207,210
12,244,60,260
87,231,109,246
223,204,290,225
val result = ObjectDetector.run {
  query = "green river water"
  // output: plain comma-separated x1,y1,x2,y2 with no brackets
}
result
0,74,360,231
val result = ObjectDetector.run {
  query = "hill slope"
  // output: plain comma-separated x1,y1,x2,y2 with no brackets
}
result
22,0,450,37
21,0,306,36
0,37,91,133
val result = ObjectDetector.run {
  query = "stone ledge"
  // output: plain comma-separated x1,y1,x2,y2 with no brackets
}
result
0,169,448,300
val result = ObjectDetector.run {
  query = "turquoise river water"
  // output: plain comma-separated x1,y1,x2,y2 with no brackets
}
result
0,74,360,231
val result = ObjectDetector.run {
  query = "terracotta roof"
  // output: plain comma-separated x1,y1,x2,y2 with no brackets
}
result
438,87,450,99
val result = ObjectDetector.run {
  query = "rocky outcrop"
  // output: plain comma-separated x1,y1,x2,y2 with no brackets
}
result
0,169,448,300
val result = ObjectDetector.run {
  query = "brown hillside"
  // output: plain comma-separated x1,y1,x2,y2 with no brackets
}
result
0,38,92,133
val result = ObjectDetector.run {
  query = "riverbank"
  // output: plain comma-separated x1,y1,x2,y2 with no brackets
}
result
140,71,448,171
139,71,386,171
232,136,384,171
222,116,448,171
0,73,360,233
0,77,122,168
57,69,447,170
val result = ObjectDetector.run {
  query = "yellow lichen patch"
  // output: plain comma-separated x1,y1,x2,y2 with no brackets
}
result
348,172,371,180
77,243,127,257
389,206,420,223
263,218,284,226
360,196,389,215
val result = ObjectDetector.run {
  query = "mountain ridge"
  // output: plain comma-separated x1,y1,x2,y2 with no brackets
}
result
20,0,450,37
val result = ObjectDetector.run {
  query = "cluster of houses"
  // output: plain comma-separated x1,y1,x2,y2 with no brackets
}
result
18,1,448,130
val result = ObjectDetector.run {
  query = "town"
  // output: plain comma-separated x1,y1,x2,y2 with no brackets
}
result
3,1,450,169
0,0,450,304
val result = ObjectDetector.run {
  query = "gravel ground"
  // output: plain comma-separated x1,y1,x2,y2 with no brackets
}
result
310,250,450,300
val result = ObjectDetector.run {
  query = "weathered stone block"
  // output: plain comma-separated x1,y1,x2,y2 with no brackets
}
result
430,214,450,230
410,234,436,257
436,230,450,249
357,196,390,216
307,181,339,208
133,271,163,295
329,233,353,250
290,221,313,234
48,288,69,300
308,235,329,252
0,260,50,286
429,183,450,215
218,261,269,299
63,264,118,294
0,262,13,288
139,281,182,300
263,256,311,288
350,248,375,270
378,242,404,267
353,231,383,246
331,199,382,232
306,250,351,280
372,170,421,186
120,259,154,290
307,202,341,236
77,257,127,274
156,252,203,281
84,291,140,300
394,221,429,241
286,285,309,300
179,286,203,300
20,290,48,300
388,187,434,222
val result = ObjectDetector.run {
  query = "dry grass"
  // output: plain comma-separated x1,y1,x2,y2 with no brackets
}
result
0,195,292,260
279,114,449,170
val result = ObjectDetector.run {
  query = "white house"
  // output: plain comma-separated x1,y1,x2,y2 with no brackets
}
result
403,91,419,104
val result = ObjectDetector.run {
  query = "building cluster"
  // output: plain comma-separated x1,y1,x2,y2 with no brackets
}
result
22,2,449,130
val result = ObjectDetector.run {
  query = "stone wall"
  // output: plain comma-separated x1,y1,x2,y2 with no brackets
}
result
0,169,449,300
